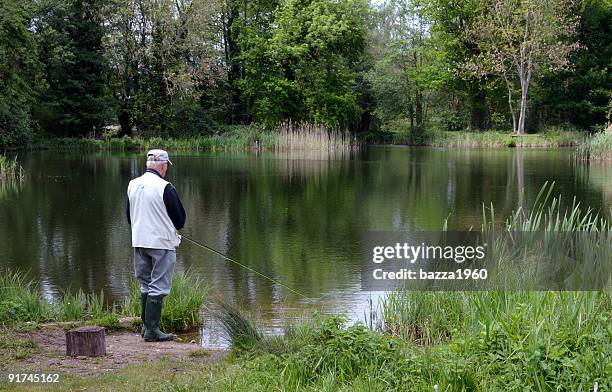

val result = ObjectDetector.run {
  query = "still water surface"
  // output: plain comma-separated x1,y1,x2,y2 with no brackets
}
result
1,147,610,341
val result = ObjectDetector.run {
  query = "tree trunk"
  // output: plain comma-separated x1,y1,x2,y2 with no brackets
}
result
517,84,528,135
517,65,531,135
66,326,106,357
504,78,517,133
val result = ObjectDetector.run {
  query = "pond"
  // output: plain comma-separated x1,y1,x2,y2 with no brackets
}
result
1,147,610,340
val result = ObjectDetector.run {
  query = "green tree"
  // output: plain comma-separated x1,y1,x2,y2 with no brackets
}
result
106,0,226,136
0,0,41,148
462,0,580,135
534,0,611,131
421,0,491,131
238,0,370,128
34,0,112,136
367,0,450,140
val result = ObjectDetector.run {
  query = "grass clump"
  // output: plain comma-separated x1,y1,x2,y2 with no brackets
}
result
0,270,52,323
215,300,262,351
0,154,24,182
210,310,415,391
123,270,207,332
188,348,210,358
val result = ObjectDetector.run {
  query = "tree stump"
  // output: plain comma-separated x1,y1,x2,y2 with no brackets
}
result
65,326,106,357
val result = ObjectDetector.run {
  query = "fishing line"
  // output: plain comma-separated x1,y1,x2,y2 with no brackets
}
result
180,234,311,300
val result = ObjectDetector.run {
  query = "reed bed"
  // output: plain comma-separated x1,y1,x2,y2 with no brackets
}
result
274,121,356,151
0,154,24,182
577,131,612,161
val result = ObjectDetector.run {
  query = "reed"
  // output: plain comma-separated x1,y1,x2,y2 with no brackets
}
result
577,131,612,161
0,154,24,182
274,121,356,151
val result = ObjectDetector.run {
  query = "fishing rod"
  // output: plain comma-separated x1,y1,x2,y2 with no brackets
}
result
180,234,310,300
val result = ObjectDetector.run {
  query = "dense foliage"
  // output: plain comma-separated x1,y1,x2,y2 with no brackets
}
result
0,0,610,148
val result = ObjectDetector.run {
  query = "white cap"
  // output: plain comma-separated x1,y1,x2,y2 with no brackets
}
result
146,149,173,165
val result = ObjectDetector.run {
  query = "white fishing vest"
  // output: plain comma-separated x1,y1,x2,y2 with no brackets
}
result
127,172,181,250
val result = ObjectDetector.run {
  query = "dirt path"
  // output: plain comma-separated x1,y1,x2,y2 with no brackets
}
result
13,325,225,377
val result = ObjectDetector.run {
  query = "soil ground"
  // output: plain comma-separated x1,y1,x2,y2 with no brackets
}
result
9,324,224,377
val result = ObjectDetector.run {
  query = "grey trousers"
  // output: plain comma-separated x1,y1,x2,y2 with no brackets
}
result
133,247,176,297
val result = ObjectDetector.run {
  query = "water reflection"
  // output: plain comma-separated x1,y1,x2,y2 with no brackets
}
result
0,148,609,331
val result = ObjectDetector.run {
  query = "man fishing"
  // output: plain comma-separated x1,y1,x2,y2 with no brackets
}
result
127,149,186,342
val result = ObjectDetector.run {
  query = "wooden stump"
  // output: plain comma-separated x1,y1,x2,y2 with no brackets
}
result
65,326,106,357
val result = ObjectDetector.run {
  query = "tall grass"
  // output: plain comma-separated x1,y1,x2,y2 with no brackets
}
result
122,270,207,332
0,269,206,332
0,271,121,328
214,300,262,351
577,131,612,161
374,184,611,390
0,270,52,323
0,154,24,182
274,121,356,151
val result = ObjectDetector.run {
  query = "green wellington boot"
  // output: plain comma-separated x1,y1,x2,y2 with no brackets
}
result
143,295,176,342
140,292,148,337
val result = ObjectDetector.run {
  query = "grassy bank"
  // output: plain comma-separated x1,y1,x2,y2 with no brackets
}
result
0,270,206,332
429,130,582,148
18,125,612,158
30,123,355,153
5,296,608,391
577,132,612,161
33,130,588,156
0,325,41,364
96,293,604,392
